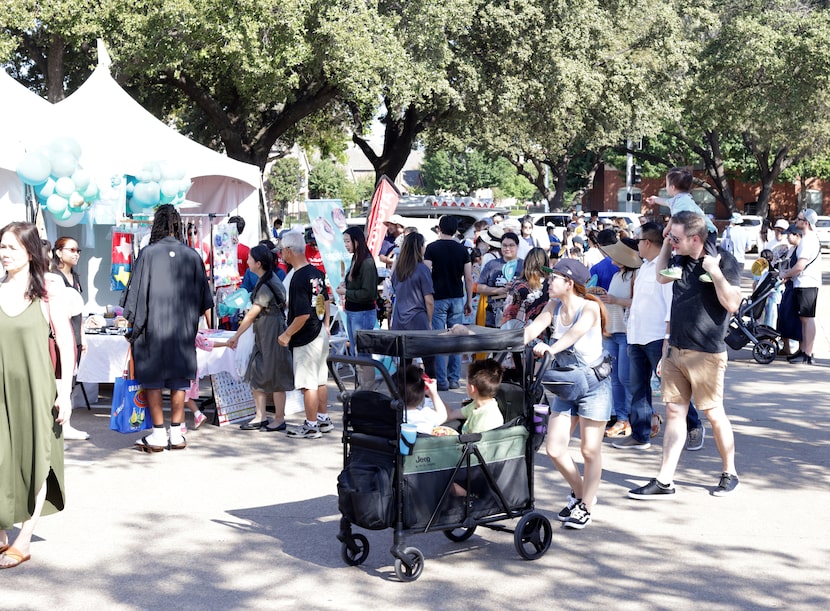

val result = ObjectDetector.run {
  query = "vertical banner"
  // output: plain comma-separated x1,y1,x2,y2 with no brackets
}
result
305,198,350,306
365,175,400,257
111,231,133,291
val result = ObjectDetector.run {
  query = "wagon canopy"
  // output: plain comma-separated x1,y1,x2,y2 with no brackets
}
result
355,327,526,359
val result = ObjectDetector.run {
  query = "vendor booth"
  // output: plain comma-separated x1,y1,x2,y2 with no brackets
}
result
1,42,272,423
1,41,265,312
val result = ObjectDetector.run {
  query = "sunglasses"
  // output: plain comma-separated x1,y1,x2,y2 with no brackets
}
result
62,247,82,254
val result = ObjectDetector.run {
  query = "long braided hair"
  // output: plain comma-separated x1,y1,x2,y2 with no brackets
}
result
149,204,183,244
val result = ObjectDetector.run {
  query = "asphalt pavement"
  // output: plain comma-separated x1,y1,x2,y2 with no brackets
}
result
3,254,830,610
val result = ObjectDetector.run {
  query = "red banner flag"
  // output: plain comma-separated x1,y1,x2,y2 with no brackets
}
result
365,175,400,257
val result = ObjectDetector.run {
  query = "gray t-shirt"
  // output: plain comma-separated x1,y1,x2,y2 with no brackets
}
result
391,263,434,330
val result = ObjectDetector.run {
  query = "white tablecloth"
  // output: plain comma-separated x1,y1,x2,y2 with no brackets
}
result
76,334,239,384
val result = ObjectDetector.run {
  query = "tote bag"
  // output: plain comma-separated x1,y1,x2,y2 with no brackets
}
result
110,350,153,434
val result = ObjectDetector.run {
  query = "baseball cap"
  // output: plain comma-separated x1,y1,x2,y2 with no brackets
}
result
730,212,743,224
384,214,406,227
802,208,818,229
784,223,803,236
774,219,790,231
542,258,591,285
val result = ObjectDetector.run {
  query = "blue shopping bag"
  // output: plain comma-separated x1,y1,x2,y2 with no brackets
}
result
109,351,153,434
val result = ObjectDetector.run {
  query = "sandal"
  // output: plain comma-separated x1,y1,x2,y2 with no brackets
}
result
135,435,166,453
651,413,663,438
605,420,631,438
0,546,31,569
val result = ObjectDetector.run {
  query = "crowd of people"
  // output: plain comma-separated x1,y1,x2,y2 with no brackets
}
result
1,167,824,567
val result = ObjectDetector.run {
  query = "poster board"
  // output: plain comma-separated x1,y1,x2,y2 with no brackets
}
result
211,370,255,426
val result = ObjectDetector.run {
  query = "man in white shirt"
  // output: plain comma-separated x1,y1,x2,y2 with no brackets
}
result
721,213,750,268
613,222,705,451
780,209,821,364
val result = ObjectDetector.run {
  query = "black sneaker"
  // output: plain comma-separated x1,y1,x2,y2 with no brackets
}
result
563,502,591,529
557,493,580,522
712,472,740,496
786,350,805,362
628,478,676,500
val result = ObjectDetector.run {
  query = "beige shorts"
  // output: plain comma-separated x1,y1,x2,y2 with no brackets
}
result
293,327,329,390
661,347,727,411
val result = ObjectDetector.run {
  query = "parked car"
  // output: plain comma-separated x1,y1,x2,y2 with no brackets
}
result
815,215,830,251
347,198,508,245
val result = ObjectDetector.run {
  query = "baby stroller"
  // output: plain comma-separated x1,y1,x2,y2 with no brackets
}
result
724,258,783,364
329,327,552,582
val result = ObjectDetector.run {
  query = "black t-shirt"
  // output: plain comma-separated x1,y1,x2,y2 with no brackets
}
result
669,249,741,353
424,239,470,300
287,264,327,348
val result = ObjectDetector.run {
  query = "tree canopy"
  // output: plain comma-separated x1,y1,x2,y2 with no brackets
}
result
4,0,830,217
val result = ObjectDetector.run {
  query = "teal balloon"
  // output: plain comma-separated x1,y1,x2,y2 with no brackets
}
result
132,181,160,207
50,137,82,159
55,176,76,198
54,210,84,227
46,193,69,216
71,168,91,191
16,152,51,185
54,206,73,221
36,178,56,199
83,182,99,201
49,151,77,178
128,198,146,214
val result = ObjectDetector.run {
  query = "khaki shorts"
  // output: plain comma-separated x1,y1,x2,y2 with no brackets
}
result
293,327,329,390
661,347,727,411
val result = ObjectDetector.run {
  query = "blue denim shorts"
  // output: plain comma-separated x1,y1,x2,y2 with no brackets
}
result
550,376,613,422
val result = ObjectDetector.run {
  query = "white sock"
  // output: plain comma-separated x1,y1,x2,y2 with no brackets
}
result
317,414,330,422
147,426,168,443
306,419,318,428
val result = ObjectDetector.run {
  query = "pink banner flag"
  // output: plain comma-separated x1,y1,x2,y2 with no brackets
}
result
365,175,400,257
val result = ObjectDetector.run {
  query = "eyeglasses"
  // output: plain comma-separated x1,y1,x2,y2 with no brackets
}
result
796,216,806,221
501,242,517,249
667,233,682,244
62,247,82,254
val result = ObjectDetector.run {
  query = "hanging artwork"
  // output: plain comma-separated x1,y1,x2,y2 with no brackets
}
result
212,222,240,288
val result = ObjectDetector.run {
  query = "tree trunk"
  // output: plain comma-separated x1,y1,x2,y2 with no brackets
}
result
671,129,737,214
742,132,790,219
352,100,434,184
45,36,66,103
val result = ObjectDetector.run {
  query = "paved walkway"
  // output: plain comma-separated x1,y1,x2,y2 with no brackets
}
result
4,256,830,609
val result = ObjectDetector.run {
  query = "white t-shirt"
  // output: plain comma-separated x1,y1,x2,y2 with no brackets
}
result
627,257,673,345
406,404,443,434
794,231,821,288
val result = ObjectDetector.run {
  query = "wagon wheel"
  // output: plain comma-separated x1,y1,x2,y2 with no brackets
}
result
394,547,425,582
340,533,370,566
514,512,552,560
443,525,477,542
753,339,778,365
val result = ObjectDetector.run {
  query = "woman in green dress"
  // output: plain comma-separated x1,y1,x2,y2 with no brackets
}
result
0,222,75,569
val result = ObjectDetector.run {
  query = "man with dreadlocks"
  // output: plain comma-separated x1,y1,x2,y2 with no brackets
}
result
121,204,214,452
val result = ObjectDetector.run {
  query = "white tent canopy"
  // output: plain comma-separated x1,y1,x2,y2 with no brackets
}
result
1,41,264,244
0,70,53,226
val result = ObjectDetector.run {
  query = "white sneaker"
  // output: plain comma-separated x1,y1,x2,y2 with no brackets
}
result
63,425,90,441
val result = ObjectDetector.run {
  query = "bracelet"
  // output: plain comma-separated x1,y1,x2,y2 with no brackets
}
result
664,334,670,339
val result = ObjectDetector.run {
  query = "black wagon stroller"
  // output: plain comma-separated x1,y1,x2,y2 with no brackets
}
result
724,261,782,364
328,327,552,582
